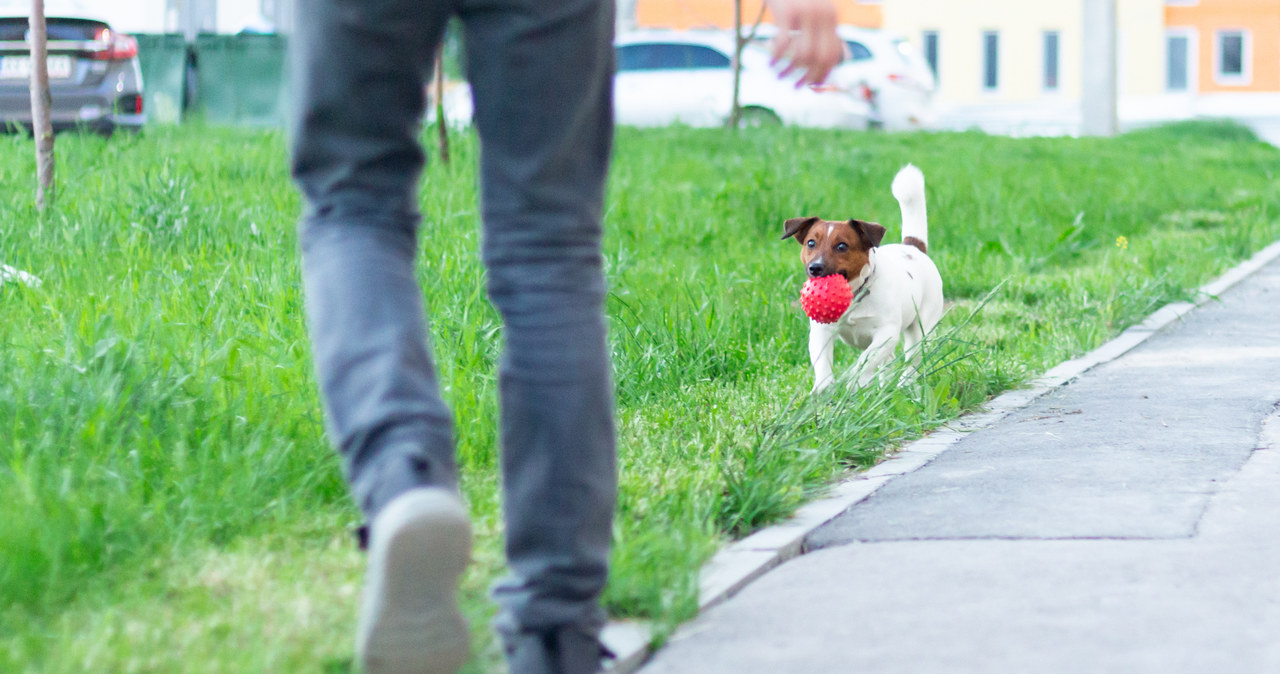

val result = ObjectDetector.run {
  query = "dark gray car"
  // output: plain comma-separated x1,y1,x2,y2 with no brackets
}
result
0,8,145,133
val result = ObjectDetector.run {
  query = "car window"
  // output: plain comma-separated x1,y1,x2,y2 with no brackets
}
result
0,18,104,41
617,43,730,71
845,41,873,62
617,44,657,71
0,19,28,40
46,20,105,41
679,45,730,69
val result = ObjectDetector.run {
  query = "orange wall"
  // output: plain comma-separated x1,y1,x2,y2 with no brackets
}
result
635,0,882,30
1166,0,1280,92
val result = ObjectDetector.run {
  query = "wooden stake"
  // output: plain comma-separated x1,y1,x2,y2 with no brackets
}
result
728,1,768,130
29,0,54,211
434,43,449,164
728,0,742,129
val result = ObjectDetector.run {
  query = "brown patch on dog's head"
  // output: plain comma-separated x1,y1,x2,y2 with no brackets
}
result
903,236,927,254
781,217,886,280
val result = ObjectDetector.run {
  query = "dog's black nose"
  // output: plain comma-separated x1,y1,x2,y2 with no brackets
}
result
807,261,825,278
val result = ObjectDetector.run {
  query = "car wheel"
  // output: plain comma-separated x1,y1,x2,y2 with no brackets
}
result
735,106,782,128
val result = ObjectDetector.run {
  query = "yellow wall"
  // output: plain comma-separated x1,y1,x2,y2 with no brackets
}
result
630,1,1280,104
882,0,1081,104
1166,0,1280,93
634,0,882,30
1120,0,1166,98
882,0,1166,105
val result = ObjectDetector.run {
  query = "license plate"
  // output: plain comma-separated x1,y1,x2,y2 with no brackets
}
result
0,55,73,80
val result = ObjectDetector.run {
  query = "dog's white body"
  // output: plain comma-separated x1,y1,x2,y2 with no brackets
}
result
809,165,944,391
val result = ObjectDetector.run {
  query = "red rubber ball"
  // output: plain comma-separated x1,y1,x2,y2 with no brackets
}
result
801,274,853,324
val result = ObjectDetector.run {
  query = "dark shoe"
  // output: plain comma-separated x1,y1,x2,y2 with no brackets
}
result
503,627,614,674
356,488,472,674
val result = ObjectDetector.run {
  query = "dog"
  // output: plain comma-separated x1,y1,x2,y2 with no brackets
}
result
781,164,944,392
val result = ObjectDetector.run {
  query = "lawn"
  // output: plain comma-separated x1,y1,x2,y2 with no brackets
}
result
1,120,1278,672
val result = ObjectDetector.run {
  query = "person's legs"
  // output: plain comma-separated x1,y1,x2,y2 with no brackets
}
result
291,0,457,525
290,1,472,672
458,0,618,667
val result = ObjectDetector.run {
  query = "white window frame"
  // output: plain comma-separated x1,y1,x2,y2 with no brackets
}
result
1164,0,1198,6
1213,28,1251,86
1165,27,1198,93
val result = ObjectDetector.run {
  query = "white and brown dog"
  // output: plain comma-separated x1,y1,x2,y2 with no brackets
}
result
782,164,944,392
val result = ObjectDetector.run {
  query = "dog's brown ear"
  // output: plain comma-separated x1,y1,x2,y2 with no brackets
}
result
782,216,820,242
849,219,887,248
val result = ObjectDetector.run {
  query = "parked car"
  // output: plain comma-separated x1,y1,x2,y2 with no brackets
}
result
434,29,873,130
0,0,145,134
613,30,871,129
753,24,937,130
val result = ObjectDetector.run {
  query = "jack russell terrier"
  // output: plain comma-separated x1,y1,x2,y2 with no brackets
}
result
782,164,944,392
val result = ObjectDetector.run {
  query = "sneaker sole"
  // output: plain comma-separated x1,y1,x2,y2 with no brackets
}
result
356,488,472,674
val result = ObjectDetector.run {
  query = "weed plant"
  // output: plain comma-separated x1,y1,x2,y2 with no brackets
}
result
1,120,1277,671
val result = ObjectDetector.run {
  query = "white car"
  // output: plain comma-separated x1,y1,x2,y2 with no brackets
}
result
753,25,938,131
434,29,872,130
613,30,870,129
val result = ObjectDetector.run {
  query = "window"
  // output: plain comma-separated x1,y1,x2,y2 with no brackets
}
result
616,44,660,71
1214,29,1248,84
982,31,998,90
1219,32,1243,75
845,41,873,62
683,45,731,69
616,43,731,72
1043,31,1059,91
923,30,938,78
1166,33,1189,91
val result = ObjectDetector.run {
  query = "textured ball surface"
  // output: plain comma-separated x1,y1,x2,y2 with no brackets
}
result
801,274,853,324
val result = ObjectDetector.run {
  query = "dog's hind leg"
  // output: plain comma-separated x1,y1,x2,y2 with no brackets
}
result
898,321,926,384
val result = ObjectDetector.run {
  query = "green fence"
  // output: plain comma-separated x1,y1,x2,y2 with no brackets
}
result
193,33,289,127
135,34,187,124
134,30,462,129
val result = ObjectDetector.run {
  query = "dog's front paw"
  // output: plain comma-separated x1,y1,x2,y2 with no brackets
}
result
811,376,835,394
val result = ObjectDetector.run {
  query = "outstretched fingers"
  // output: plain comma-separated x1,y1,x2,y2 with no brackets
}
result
767,0,843,87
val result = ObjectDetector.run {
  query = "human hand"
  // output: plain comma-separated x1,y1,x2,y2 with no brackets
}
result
766,0,843,87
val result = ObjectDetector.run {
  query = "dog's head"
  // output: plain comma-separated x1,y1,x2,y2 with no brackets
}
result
781,217,887,280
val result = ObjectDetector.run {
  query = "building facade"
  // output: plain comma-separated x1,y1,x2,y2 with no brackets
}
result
629,0,1280,134
632,0,881,31
1165,0,1280,94
880,0,1163,134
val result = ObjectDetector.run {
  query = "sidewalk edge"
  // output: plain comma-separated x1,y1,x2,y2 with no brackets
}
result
599,238,1280,673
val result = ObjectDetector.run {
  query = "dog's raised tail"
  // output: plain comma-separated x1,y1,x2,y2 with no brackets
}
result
891,163,928,254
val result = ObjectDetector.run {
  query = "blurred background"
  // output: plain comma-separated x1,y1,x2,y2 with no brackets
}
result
6,0,1280,143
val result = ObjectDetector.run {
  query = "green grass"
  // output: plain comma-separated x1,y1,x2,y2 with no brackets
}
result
1,120,1278,672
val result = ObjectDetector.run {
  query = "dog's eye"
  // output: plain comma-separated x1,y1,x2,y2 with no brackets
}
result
836,243,849,252
806,239,816,248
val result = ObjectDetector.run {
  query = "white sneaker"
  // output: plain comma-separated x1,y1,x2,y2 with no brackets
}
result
356,488,473,674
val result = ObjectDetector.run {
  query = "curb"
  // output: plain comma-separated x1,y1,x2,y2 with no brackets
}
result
600,239,1280,672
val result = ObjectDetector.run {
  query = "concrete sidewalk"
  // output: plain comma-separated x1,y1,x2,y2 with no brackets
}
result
639,248,1280,673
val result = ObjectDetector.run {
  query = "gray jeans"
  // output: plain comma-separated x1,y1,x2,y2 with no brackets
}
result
288,0,617,640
